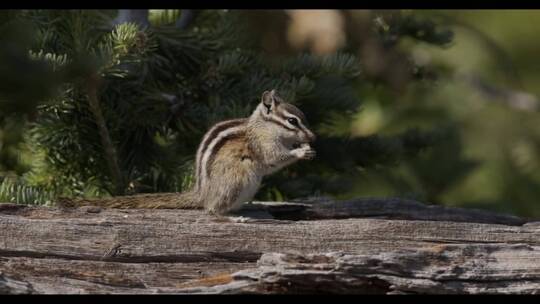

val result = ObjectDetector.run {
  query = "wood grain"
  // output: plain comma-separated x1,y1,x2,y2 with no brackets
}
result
0,198,538,294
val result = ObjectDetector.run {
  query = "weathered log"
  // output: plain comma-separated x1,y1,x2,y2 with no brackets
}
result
255,197,528,225
0,272,35,294
0,198,538,294
179,246,540,294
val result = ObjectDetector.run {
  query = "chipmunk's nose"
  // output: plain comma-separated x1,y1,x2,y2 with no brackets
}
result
306,130,316,142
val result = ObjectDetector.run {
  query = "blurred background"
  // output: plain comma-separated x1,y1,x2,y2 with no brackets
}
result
1,9,539,219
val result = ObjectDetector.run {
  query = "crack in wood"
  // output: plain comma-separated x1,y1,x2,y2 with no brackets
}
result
1,198,538,294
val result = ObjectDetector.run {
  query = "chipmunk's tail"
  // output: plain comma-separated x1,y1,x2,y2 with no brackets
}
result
56,191,203,209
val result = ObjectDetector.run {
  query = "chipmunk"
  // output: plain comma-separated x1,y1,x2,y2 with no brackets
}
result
62,89,316,215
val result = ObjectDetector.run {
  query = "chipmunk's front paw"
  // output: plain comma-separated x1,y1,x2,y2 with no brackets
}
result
291,144,316,160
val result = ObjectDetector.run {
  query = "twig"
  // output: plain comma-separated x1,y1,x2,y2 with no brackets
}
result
86,72,125,195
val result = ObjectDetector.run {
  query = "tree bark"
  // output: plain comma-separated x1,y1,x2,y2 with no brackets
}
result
0,198,538,294
86,73,125,195
112,10,150,29
176,10,201,29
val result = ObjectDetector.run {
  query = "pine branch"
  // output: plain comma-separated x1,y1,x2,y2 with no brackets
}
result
86,72,125,195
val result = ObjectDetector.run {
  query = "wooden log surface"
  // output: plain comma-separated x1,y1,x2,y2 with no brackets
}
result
0,197,539,294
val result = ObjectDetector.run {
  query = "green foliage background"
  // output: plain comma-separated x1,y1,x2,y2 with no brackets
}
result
0,9,539,219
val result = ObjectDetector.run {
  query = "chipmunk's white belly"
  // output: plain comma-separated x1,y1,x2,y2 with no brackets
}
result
230,174,262,211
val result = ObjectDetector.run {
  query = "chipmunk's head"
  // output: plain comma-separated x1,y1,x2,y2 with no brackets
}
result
251,89,316,149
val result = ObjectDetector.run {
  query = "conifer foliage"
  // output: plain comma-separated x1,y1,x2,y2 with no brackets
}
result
0,10,455,203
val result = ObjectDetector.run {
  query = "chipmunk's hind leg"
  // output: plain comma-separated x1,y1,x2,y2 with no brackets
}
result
204,181,246,215
203,169,260,216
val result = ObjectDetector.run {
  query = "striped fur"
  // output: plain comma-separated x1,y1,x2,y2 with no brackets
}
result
195,97,314,185
190,89,315,214
203,127,246,178
195,118,246,190
65,90,315,214
258,101,315,143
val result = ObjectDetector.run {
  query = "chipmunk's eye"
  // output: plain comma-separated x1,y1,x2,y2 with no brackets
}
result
287,117,299,126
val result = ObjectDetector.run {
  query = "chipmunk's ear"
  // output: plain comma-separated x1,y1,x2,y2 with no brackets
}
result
261,89,280,115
